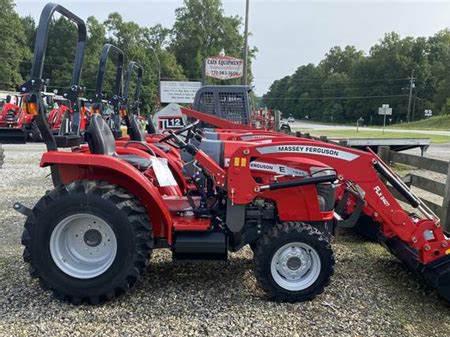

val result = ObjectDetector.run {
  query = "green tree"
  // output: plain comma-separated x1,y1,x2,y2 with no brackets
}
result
171,0,255,82
104,13,186,112
0,0,30,89
82,17,107,96
18,15,35,79
264,31,450,124
320,46,364,75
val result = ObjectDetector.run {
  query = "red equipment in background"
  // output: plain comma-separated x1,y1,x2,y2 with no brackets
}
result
0,94,41,143
47,96,90,135
46,95,69,134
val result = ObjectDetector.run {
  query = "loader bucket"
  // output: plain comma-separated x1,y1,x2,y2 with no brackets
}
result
381,236,450,302
0,128,27,144
422,255,450,302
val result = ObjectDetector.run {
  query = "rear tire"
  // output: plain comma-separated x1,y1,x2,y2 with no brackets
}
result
279,124,291,134
21,180,153,304
253,222,334,302
30,120,42,142
0,144,3,168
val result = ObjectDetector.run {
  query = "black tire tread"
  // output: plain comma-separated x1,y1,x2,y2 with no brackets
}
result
21,180,153,305
30,120,42,142
0,144,4,169
254,221,334,303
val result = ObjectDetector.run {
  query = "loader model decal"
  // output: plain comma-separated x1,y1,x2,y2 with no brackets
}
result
250,161,308,177
374,185,391,207
256,145,359,161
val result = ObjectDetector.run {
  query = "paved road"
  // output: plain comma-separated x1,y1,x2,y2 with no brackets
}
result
292,120,450,137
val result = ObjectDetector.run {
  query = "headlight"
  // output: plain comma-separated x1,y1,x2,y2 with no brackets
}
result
310,166,336,177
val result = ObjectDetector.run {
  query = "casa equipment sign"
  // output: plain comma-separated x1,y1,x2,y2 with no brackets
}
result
205,55,244,80
160,81,202,104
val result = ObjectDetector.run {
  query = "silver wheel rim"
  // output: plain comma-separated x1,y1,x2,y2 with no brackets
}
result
270,242,321,291
50,213,117,279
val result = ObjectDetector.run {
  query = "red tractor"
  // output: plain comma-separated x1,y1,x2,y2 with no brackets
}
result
0,94,41,143
46,94,70,134
15,3,450,306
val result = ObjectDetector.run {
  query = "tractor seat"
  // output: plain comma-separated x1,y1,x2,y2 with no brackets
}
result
198,139,224,166
127,114,145,141
127,114,171,153
153,143,171,153
86,115,153,170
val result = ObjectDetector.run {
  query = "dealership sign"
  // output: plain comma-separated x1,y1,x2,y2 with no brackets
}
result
160,81,202,104
205,55,244,80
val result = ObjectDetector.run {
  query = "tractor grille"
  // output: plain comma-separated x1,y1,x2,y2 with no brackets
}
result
5,111,17,122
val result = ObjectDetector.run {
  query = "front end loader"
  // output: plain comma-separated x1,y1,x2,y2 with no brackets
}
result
16,3,340,305
14,2,450,307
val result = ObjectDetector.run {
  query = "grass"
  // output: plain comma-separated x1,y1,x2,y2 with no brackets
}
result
305,129,450,143
391,115,450,130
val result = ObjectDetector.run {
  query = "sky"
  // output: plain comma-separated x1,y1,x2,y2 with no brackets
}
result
14,0,450,95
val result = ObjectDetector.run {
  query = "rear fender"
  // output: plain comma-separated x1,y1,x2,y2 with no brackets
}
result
115,140,188,192
40,151,174,243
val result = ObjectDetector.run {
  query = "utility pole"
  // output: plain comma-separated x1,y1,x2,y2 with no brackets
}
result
242,0,250,85
407,70,415,123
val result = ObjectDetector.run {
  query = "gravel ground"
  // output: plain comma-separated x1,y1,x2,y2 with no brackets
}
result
1,144,450,337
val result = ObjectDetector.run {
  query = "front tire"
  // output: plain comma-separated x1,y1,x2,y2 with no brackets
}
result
253,222,334,302
30,120,43,142
21,180,153,304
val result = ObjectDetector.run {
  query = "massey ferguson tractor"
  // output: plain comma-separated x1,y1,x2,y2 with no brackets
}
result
14,3,450,306
0,94,42,143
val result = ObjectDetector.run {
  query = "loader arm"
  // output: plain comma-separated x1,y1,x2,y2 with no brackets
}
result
225,140,450,266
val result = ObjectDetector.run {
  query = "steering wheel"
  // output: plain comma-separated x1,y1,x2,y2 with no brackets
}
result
159,120,200,147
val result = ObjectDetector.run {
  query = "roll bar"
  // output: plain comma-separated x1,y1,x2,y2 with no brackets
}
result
94,44,125,138
31,3,86,86
95,44,124,102
123,61,143,115
20,2,87,153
